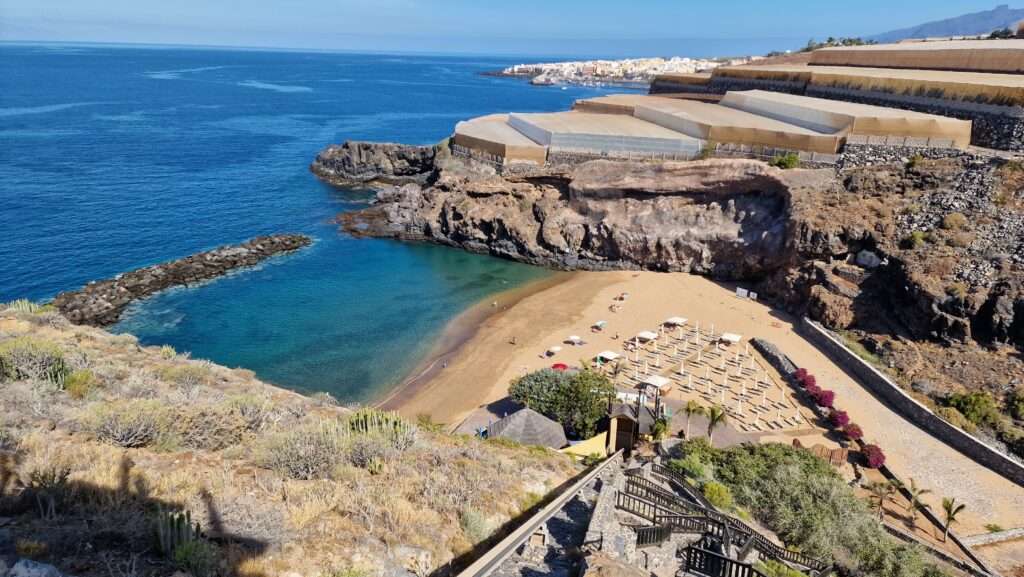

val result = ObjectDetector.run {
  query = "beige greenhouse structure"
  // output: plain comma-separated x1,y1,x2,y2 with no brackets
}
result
632,97,845,154
720,90,973,148
809,39,1024,74
714,64,1024,108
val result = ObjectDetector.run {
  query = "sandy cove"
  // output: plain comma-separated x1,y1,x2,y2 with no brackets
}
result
387,270,1024,542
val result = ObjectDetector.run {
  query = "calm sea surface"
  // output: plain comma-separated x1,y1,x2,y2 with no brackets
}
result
0,44,624,401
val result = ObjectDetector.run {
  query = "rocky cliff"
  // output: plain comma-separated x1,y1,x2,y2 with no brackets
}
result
320,141,1024,358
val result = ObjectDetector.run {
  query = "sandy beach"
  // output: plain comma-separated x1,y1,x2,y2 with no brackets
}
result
391,270,1024,542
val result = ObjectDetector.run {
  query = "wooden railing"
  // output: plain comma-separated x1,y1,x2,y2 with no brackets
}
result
651,463,716,509
615,490,669,523
681,547,769,577
635,524,672,549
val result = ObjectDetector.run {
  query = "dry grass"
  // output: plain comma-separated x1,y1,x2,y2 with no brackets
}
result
0,309,577,577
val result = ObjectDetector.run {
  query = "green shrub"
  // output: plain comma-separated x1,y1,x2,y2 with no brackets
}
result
941,212,967,230
702,481,734,509
668,453,708,482
945,283,969,300
906,154,924,169
755,560,808,577
65,369,98,399
901,230,927,250
936,406,976,433
87,400,167,448
945,391,1001,429
582,453,604,467
509,369,571,418
259,420,350,480
226,394,278,433
345,408,418,451
460,508,492,543
1,299,51,314
1006,388,1024,421
159,364,212,388
0,337,70,386
160,345,177,360
173,405,248,451
172,540,219,577
985,523,1004,533
510,368,615,438
769,153,800,169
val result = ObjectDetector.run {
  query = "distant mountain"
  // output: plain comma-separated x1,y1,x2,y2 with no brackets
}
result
870,4,1024,43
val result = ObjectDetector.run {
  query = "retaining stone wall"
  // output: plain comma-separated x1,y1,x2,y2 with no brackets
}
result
837,144,970,170
796,318,1024,486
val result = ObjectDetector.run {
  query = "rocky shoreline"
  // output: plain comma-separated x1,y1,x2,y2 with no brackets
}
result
52,234,312,327
315,140,1023,353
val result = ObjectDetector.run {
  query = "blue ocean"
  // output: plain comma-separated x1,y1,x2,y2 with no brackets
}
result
0,44,622,402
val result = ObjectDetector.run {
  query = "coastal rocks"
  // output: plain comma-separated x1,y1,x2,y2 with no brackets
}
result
310,141,437,187
52,234,312,327
318,140,1024,350
339,157,801,278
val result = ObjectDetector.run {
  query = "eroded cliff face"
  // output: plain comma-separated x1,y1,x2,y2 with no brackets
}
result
316,141,1024,355
340,157,817,279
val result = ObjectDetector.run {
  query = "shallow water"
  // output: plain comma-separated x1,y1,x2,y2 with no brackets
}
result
0,44,623,401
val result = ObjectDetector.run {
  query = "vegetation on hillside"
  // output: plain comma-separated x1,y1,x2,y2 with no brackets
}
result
0,303,578,577
667,439,947,577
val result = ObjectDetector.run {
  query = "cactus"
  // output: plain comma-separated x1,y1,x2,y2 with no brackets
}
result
346,408,417,450
156,508,201,556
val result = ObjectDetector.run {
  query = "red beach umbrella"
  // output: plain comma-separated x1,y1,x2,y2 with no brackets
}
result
551,363,569,371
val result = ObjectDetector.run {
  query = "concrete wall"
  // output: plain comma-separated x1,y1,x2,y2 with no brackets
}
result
796,318,1024,487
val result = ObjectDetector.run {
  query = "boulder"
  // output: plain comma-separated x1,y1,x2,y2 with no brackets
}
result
856,250,883,269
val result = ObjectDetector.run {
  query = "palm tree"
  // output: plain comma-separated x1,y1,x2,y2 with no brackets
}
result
905,478,932,528
866,480,895,521
683,400,705,439
706,405,727,444
941,497,966,543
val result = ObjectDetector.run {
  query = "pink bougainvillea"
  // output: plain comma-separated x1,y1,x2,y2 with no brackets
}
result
829,409,850,428
863,444,886,468
815,389,835,408
843,423,864,441
802,374,817,388
806,383,821,397
794,368,808,381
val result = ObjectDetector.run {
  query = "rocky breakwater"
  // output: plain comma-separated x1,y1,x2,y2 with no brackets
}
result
53,234,312,326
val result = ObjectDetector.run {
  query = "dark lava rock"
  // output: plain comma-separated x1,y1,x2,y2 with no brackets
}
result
52,234,311,327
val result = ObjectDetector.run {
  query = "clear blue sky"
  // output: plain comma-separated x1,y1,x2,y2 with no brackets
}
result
0,1,1008,57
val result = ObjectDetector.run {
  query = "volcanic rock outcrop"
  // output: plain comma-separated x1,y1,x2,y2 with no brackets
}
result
318,141,1024,353
53,234,312,326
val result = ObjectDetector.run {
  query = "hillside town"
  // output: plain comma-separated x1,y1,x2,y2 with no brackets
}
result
498,56,756,86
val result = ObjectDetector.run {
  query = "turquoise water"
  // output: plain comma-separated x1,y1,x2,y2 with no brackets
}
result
0,44,624,401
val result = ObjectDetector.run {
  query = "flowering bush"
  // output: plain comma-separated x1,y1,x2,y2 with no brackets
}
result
862,444,885,468
843,423,863,441
805,383,821,397
794,368,808,381
828,409,850,428
802,374,817,388
815,389,835,408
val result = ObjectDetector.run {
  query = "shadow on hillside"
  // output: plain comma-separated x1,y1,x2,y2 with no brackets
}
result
0,451,270,577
